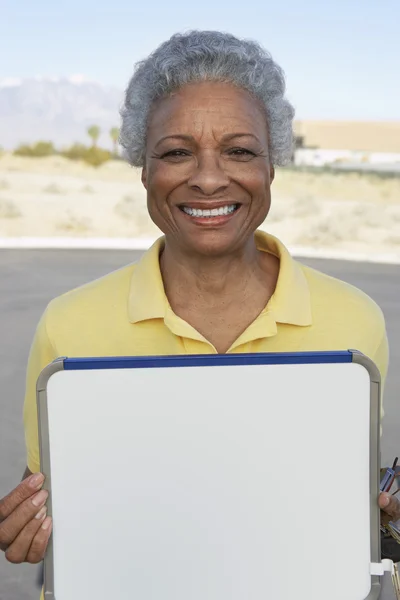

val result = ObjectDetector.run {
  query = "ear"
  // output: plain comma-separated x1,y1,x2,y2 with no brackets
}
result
141,166,148,190
269,164,275,183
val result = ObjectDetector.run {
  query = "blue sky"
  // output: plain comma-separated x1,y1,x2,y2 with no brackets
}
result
2,0,399,120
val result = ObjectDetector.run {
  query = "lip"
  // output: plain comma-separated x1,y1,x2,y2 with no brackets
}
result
177,200,241,210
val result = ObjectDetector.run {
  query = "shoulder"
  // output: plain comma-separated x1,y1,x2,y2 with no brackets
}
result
300,261,386,339
297,262,389,381
44,262,137,332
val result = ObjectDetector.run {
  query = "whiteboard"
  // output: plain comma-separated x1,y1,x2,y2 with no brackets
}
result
36,351,382,600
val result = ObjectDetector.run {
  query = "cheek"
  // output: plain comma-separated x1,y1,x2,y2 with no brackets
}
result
238,168,271,200
146,171,168,199
145,170,172,217
145,166,184,225
146,162,189,197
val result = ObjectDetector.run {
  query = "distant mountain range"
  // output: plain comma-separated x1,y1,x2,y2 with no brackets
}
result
1,77,399,155
0,77,124,150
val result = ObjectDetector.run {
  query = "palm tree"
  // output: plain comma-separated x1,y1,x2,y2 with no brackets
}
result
87,125,100,149
110,127,120,156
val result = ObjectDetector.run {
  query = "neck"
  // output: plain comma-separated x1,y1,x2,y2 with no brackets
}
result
160,235,277,311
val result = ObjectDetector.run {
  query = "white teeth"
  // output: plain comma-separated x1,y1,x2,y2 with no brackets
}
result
182,204,237,217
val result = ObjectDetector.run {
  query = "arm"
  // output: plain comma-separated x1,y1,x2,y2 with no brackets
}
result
0,306,57,564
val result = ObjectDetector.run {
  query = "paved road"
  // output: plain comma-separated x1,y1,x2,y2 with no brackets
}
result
0,249,399,600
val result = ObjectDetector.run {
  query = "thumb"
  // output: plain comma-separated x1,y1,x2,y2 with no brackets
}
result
379,493,400,521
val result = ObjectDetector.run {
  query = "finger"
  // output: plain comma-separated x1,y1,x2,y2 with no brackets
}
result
4,507,48,564
0,489,48,551
0,473,45,522
26,517,53,564
379,492,400,521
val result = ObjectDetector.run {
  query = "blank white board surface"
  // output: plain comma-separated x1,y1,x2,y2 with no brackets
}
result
37,351,381,600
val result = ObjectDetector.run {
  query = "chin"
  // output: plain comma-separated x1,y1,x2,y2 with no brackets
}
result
179,230,248,258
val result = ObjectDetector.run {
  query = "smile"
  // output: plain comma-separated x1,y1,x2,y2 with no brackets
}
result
180,204,239,218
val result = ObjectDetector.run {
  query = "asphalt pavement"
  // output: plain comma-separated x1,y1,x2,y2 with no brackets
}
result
0,249,399,600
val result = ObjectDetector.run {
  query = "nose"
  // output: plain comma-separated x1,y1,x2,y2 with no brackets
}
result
187,152,230,196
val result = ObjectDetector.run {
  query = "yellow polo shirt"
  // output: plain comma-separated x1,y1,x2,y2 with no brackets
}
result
24,230,388,600
24,230,389,475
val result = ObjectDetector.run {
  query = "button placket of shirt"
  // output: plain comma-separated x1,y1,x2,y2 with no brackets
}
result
227,309,279,352
181,336,218,354
163,305,216,349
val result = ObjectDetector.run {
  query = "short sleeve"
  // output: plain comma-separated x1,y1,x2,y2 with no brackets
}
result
23,308,57,473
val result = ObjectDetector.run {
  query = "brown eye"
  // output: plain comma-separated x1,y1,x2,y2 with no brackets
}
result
161,149,190,159
227,148,256,159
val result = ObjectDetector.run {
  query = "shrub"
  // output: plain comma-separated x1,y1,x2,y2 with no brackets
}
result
84,147,112,167
14,141,56,157
61,143,88,161
114,195,137,219
81,184,95,193
14,144,32,156
61,144,112,167
43,183,65,194
0,198,22,218
56,212,91,232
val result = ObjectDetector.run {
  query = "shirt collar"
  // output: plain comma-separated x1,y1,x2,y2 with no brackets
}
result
128,231,312,327
257,231,312,326
128,237,167,323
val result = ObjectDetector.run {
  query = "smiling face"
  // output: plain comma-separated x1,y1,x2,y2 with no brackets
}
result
142,81,275,257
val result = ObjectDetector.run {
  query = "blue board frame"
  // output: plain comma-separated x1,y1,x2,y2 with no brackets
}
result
63,350,353,371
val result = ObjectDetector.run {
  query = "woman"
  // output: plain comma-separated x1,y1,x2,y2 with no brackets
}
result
0,29,397,594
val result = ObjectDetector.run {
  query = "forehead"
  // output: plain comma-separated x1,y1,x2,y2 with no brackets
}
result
147,81,268,140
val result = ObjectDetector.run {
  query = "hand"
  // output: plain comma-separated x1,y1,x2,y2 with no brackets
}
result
0,472,52,563
379,492,400,526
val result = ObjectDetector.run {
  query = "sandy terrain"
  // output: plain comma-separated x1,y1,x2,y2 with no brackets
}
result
0,154,399,256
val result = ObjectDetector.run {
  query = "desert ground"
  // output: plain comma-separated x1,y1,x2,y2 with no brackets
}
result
0,153,399,257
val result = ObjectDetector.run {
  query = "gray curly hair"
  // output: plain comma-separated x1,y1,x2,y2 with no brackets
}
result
119,30,295,167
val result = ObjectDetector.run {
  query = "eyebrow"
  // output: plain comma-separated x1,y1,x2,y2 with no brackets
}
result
154,134,193,148
154,132,261,147
221,133,261,143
